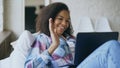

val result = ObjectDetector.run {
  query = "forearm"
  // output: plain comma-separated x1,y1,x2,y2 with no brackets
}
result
48,44,58,55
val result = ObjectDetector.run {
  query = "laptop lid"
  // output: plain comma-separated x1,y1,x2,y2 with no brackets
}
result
74,32,119,66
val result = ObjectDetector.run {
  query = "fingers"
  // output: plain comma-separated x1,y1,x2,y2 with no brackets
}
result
49,18,57,35
54,28,57,34
49,18,53,33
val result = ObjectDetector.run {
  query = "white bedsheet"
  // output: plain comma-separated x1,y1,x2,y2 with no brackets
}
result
0,57,11,68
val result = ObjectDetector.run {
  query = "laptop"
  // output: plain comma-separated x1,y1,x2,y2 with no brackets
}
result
74,32,119,67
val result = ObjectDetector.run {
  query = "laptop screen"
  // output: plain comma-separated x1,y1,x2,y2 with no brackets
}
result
74,32,119,66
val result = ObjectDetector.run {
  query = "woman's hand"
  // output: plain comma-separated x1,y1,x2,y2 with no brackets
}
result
49,18,59,46
48,18,60,54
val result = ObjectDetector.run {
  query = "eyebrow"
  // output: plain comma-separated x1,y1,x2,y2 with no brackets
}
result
57,15,70,20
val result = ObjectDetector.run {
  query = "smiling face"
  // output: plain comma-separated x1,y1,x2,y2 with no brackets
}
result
54,10,70,36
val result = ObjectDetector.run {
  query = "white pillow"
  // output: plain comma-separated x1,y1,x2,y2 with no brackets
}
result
9,30,35,68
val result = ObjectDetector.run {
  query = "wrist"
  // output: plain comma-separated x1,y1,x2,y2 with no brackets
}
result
48,44,58,54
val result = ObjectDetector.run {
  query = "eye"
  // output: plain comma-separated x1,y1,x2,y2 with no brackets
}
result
66,20,70,23
65,19,70,24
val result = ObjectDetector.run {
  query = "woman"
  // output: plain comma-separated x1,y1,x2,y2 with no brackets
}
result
25,2,76,68
25,2,120,68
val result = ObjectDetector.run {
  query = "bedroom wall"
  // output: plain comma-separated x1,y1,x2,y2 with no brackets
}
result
51,0,120,40
25,0,44,6
4,0,24,41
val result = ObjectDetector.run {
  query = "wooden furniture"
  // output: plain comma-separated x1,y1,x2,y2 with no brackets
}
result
0,31,12,60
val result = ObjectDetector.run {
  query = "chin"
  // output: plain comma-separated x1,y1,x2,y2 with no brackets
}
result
57,32,63,36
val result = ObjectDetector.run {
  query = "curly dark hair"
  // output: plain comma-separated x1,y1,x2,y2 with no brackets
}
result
36,2,73,38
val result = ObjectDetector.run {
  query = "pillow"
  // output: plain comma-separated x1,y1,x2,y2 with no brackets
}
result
0,57,11,68
9,30,35,68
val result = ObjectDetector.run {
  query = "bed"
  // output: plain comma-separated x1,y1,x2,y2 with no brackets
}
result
0,30,35,68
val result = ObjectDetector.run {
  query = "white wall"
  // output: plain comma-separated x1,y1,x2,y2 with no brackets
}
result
51,0,120,39
25,0,44,7
4,0,24,40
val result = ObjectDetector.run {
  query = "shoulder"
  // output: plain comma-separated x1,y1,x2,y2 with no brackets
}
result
32,32,51,44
